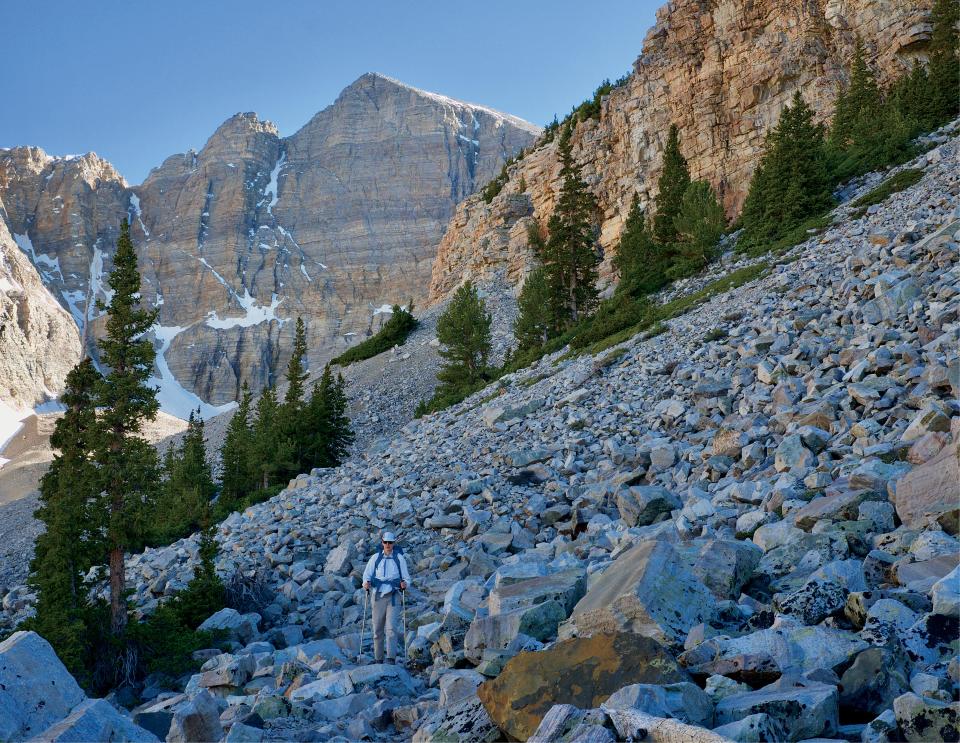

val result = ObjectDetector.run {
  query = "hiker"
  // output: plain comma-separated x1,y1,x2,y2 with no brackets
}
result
361,531,411,663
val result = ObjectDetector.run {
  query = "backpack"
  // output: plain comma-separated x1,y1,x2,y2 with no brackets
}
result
372,546,406,588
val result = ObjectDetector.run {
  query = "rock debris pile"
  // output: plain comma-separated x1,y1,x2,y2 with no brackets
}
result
2,134,958,742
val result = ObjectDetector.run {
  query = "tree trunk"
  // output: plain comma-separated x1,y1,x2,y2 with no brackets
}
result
109,546,126,635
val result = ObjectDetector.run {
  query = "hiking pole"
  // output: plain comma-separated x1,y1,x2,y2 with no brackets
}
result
402,588,408,663
358,587,369,664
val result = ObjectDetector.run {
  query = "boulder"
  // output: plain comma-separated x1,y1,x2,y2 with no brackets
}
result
438,670,485,707
893,692,960,742
838,647,909,717
892,441,960,528
601,707,734,743
166,690,223,743
486,569,585,615
604,681,714,726
932,564,960,617
711,712,786,742
680,621,868,676
198,608,260,644
560,540,714,646
529,705,614,743
773,579,846,625
774,435,814,473
714,679,838,742
311,692,378,722
324,541,356,575
689,539,762,600
477,632,689,741
30,698,160,743
616,487,681,527
0,631,86,742
412,695,501,743
464,600,566,663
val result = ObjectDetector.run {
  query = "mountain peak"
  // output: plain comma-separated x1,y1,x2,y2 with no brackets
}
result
344,72,541,134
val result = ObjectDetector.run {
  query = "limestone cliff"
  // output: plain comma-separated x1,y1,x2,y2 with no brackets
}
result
0,74,538,414
0,196,82,412
428,0,934,303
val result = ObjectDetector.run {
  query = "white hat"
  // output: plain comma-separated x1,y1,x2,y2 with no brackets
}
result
382,531,397,542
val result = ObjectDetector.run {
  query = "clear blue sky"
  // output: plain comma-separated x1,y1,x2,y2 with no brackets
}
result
4,1,661,184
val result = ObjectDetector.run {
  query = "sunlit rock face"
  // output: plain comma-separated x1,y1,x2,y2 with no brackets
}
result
0,74,538,413
428,0,934,304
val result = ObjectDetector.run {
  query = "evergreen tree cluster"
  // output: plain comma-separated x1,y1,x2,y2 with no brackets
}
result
26,223,353,692
741,9,958,251
219,318,353,509
331,304,418,366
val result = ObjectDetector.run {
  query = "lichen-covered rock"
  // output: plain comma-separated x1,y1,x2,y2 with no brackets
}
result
412,694,501,743
477,633,689,741
893,692,960,742
31,698,160,743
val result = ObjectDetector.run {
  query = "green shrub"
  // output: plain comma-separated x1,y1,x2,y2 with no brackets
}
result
851,168,924,208
332,306,418,366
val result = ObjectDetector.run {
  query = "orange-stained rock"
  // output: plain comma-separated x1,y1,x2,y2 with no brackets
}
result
476,632,689,741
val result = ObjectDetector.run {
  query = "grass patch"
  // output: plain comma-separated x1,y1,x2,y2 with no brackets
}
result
850,168,924,209
740,214,832,258
331,306,417,366
658,263,769,320
704,327,727,342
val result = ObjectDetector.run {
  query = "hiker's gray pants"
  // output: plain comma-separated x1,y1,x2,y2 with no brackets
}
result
372,591,400,661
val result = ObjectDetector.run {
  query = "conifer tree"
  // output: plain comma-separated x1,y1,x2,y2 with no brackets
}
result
251,386,284,490
891,62,931,134
155,410,215,539
542,124,599,328
829,40,882,152
514,267,553,351
613,194,666,296
325,370,353,466
652,124,691,247
928,0,960,126
669,181,726,278
279,317,308,478
28,358,103,681
436,281,492,394
95,219,160,637
739,92,833,250
219,381,255,510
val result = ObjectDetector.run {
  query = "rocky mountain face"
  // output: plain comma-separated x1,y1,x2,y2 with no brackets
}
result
3,125,957,742
429,0,935,302
0,196,82,412
0,74,538,414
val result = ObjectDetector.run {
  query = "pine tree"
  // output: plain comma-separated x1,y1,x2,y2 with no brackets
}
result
156,410,215,540
219,381,255,511
829,39,882,152
514,267,553,351
652,124,691,247
326,371,353,466
436,281,492,394
669,181,726,279
613,194,667,296
250,385,292,490
94,219,160,637
927,0,960,126
890,62,931,134
28,358,103,682
542,124,600,329
279,317,309,478
740,92,833,250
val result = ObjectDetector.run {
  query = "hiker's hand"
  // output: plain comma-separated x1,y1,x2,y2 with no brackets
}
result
363,581,371,591
400,581,407,591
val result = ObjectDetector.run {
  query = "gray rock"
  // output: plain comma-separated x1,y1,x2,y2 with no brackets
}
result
616,487,681,527
561,539,714,646
324,542,356,575
438,670,485,707
604,681,714,726
197,608,260,644
893,692,960,742
0,631,86,742
411,694,501,743
774,578,846,625
714,680,838,742
839,647,910,717
711,712,786,742
931,565,959,617
166,690,223,743
30,698,160,743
